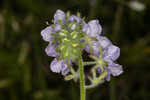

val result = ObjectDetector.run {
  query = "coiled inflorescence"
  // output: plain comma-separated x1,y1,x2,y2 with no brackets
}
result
41,9,123,85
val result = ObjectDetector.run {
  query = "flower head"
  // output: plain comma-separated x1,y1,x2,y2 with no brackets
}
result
41,10,87,76
41,9,123,83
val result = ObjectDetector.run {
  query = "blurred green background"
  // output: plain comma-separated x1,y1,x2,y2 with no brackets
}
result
0,0,150,100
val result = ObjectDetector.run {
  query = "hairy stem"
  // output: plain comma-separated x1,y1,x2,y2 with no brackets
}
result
83,61,96,66
79,55,86,100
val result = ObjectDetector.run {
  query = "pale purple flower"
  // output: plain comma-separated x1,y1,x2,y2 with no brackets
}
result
103,57,123,81
104,45,120,61
108,63,123,76
96,36,112,49
96,44,122,81
45,43,59,57
54,9,66,24
97,58,123,81
85,36,111,57
106,62,123,81
82,20,102,37
41,26,53,42
50,58,70,75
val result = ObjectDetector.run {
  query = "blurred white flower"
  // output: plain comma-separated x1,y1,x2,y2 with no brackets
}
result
128,1,146,11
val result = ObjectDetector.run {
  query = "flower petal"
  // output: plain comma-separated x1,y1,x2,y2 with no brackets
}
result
54,9,66,24
97,36,112,49
108,62,123,76
41,26,53,42
82,20,102,37
45,43,59,57
105,45,120,61
50,58,70,75
50,58,63,73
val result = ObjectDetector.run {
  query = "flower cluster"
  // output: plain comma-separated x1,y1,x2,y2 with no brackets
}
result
41,9,123,85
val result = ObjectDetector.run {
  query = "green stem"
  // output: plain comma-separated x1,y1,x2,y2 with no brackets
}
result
79,56,86,100
83,61,96,66
67,58,75,74
85,71,107,89
110,78,116,100
85,80,104,89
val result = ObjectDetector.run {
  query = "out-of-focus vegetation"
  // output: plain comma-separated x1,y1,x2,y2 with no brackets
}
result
0,0,150,100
